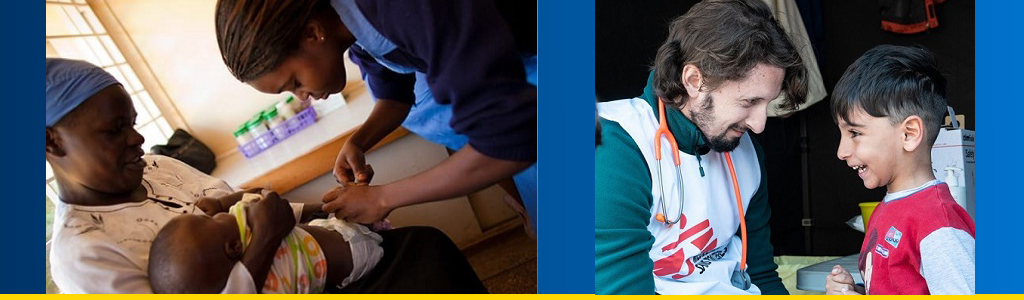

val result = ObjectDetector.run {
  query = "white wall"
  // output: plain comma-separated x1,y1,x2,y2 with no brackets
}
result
97,0,361,157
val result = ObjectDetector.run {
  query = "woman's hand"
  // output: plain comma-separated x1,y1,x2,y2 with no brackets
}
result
333,140,374,185
333,98,412,185
325,145,532,225
321,183,393,224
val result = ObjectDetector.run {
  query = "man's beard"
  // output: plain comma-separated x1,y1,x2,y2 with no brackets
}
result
688,94,745,152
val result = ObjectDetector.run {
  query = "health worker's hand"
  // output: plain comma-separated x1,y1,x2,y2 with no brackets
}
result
333,140,374,185
321,183,392,224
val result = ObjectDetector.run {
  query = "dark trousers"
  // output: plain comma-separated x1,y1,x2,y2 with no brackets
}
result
335,226,488,294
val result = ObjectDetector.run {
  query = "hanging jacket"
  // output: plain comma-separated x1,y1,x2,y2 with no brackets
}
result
880,0,946,34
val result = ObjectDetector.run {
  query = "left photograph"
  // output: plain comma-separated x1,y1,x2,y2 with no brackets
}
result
45,0,536,294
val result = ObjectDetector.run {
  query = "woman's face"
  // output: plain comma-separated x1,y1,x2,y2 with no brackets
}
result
247,20,353,102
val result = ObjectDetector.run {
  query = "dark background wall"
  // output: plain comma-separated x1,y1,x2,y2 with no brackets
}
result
596,0,974,256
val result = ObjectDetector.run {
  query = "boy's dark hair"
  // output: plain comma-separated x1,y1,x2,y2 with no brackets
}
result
831,45,948,146
653,0,807,111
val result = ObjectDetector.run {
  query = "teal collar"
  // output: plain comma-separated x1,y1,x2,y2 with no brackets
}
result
639,70,711,157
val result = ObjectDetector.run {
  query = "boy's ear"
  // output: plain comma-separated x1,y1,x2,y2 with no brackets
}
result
900,115,925,152
225,238,244,260
45,127,66,157
681,64,704,101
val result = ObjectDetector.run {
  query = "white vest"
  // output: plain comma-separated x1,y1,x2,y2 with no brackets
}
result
599,98,763,295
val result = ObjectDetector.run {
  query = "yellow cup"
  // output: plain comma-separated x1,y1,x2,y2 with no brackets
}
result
859,202,880,229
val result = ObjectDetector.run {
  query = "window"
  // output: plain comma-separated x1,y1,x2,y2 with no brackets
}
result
46,0,174,293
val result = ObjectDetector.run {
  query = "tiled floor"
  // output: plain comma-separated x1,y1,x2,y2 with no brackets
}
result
462,225,538,294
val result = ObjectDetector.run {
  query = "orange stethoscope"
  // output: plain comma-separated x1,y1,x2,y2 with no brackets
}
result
652,98,751,289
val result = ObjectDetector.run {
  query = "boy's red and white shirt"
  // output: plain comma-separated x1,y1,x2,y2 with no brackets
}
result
859,180,975,295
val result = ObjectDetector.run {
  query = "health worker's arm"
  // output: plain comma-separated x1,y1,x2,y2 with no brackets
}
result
594,119,658,295
380,144,531,209
347,45,416,105
322,0,536,223
331,93,412,184
322,144,531,223
373,0,537,162
344,98,411,153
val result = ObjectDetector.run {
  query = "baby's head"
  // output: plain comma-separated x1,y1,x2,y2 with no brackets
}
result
149,213,244,293
830,45,948,190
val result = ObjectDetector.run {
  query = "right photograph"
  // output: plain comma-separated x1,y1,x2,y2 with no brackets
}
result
595,0,974,295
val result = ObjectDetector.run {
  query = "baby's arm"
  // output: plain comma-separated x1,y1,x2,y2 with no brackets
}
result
299,203,324,223
201,189,323,225
242,191,298,291
196,188,264,215
825,265,864,295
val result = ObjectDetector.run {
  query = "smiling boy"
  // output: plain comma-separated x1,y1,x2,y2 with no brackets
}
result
825,45,974,295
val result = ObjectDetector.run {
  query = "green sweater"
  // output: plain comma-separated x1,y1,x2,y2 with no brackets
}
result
594,72,787,295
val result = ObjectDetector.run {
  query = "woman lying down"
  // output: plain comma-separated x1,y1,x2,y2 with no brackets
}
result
149,192,382,293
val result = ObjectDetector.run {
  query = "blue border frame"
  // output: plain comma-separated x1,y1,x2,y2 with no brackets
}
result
974,0,1022,294
13,0,1022,294
537,0,596,294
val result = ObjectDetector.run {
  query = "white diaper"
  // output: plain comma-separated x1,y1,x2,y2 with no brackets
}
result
307,215,384,288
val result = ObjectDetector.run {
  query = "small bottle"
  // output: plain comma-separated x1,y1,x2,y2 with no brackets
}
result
288,94,308,112
943,167,968,210
265,108,287,139
233,124,251,146
276,96,296,119
246,114,272,149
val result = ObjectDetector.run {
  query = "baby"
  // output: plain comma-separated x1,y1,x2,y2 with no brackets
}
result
148,193,383,293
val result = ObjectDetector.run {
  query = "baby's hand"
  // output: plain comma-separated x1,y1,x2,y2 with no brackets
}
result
195,197,222,216
195,188,264,215
825,265,862,295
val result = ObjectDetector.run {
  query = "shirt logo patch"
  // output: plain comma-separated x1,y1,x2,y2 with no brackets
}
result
884,226,902,248
691,246,728,274
652,214,722,280
874,244,890,258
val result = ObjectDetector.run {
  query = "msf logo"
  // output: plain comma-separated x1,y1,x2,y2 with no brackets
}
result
653,214,720,279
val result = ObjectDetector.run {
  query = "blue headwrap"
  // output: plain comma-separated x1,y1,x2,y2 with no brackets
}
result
46,58,120,126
